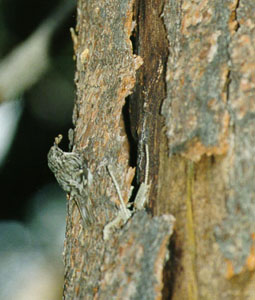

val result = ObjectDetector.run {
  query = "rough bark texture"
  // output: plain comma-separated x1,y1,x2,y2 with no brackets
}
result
63,0,174,299
159,1,255,299
62,0,255,299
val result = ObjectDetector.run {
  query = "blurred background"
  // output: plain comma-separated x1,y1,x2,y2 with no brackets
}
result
0,0,76,298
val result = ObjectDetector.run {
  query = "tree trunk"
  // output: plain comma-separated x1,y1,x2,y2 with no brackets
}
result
59,0,255,299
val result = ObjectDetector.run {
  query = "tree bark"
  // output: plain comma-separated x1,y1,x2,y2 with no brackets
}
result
62,0,255,299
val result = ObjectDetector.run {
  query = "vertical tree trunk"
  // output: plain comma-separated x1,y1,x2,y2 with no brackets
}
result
59,0,255,299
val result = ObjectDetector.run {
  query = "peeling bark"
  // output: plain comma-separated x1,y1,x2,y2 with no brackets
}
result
62,0,255,299
63,0,173,299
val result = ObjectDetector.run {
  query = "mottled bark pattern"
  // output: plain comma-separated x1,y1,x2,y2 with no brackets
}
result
215,0,255,276
160,1,255,299
162,0,230,161
61,0,174,299
97,212,175,299
64,0,142,298
61,0,255,299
